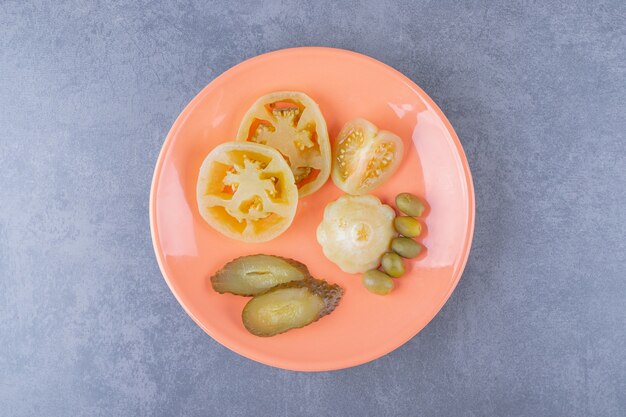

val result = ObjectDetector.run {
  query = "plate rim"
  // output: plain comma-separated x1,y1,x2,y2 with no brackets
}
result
149,46,475,371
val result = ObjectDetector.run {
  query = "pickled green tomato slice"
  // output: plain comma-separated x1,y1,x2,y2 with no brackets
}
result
196,142,298,242
331,119,404,195
317,194,396,273
236,91,331,198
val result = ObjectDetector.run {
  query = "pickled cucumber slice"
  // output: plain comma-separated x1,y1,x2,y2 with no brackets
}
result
211,255,309,296
242,278,343,337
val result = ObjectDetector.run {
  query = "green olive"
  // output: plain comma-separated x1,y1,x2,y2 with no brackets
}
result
393,216,422,237
395,193,425,217
362,270,394,295
391,237,423,258
381,252,405,278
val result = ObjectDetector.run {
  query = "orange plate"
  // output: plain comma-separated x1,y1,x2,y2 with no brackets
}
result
150,47,475,371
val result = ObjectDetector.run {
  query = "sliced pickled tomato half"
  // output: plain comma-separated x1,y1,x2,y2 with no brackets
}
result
196,142,298,242
242,278,343,337
236,91,331,198
332,118,404,195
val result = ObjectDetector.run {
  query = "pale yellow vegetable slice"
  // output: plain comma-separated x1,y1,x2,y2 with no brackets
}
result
196,142,298,242
236,91,331,197
331,118,404,195
211,255,309,296
316,194,396,273
242,278,343,337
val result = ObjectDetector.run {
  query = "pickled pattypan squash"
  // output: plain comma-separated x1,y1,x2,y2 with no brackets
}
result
316,194,395,273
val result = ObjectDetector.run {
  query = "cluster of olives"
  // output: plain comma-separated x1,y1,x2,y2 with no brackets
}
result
362,193,426,295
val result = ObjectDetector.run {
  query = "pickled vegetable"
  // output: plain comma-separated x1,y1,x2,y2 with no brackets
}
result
242,278,343,336
331,119,404,195
211,255,309,296
362,270,394,295
391,237,423,258
236,91,331,197
393,216,422,237
381,252,405,278
317,194,395,273
196,142,298,242
395,193,425,217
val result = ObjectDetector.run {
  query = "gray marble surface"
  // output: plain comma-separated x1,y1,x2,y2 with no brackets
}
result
1,1,625,416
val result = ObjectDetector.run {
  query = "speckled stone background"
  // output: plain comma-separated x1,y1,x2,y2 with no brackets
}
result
1,1,625,416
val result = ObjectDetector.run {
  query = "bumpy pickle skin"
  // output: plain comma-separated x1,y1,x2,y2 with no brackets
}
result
242,278,343,337
211,255,309,296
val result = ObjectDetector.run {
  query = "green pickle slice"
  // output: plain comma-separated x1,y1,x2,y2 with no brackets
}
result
211,254,309,296
242,278,343,337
